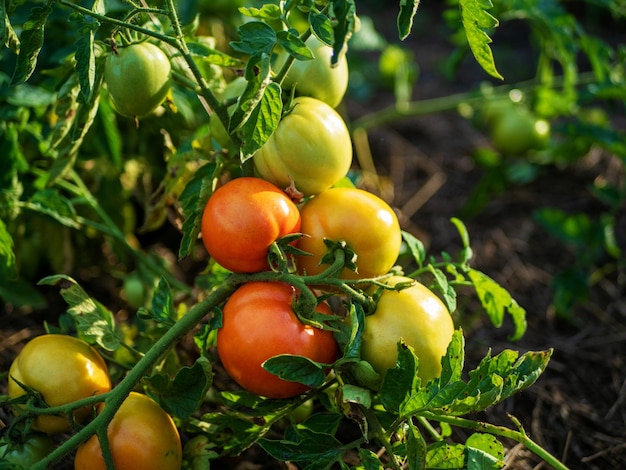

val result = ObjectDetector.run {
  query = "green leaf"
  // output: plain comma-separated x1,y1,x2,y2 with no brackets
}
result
428,265,457,313
330,0,355,66
0,219,16,282
466,433,505,469
239,4,282,21
406,418,427,469
10,5,52,85
398,0,420,41
258,427,343,468
0,279,47,309
380,341,421,413
187,42,243,67
467,269,527,340
263,354,328,388
28,189,80,229
276,29,313,60
74,15,99,103
401,230,426,266
426,441,466,468
458,0,502,80
239,80,282,160
358,448,384,469
138,277,175,325
309,12,334,45
147,357,212,420
37,274,120,351
230,21,277,55
178,162,218,259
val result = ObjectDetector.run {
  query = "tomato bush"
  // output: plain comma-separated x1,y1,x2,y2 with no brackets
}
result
104,42,171,118
361,276,455,384
252,96,353,196
8,335,111,435
216,282,339,398
0,434,55,468
277,35,349,108
200,177,301,273
74,392,182,470
295,187,402,279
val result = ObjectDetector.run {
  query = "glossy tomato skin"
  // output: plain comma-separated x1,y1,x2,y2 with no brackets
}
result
217,282,339,398
0,434,55,467
295,187,401,280
74,392,182,470
105,42,171,118
253,97,352,197
8,334,111,434
361,276,455,383
277,36,349,108
200,177,301,273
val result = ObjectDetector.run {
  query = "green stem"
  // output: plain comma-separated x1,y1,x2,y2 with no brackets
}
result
362,407,403,470
419,411,570,470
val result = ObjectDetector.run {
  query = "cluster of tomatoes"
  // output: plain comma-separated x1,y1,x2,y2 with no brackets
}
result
5,334,182,470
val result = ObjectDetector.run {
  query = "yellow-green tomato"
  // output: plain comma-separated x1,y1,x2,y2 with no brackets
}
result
277,36,349,108
105,42,171,118
361,276,455,383
490,107,550,156
8,334,112,434
253,97,352,196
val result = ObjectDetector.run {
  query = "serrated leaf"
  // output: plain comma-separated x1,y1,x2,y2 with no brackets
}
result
239,81,282,160
263,354,328,388
401,230,426,266
406,418,427,470
309,12,334,45
74,16,99,103
398,0,420,41
466,433,505,468
467,269,527,340
37,274,119,351
239,4,282,21
459,0,502,80
258,428,343,467
10,5,52,85
139,277,174,325
426,441,466,468
28,189,80,229
230,21,277,55
380,342,421,413
428,265,457,313
147,357,212,420
276,29,313,60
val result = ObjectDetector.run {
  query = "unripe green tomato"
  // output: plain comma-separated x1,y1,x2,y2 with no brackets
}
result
490,107,550,156
0,434,55,467
253,97,352,196
105,42,171,118
209,77,248,148
277,36,349,108
361,276,455,384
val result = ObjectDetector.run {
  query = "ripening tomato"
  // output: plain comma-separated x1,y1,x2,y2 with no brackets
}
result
277,35,349,108
105,42,171,118
361,276,455,383
252,96,352,196
74,392,182,470
8,334,111,434
295,187,402,280
200,177,301,273
216,282,339,398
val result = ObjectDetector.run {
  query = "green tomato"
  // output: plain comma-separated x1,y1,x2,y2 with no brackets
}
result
253,96,352,196
0,434,55,468
277,36,349,108
361,276,455,384
105,42,171,118
490,107,550,156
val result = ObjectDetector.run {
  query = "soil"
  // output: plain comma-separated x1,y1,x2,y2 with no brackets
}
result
1,3,625,470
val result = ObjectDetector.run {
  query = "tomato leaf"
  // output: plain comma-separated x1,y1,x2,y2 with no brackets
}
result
401,230,426,267
330,0,355,67
147,357,212,420
239,80,283,160
262,354,329,388
458,0,503,80
0,219,16,282
27,189,80,229
74,15,98,103
426,441,466,468
406,418,428,469
258,427,343,468
239,4,282,22
309,12,334,46
37,274,120,351
10,5,52,85
137,277,175,325
398,0,420,41
467,269,527,340
230,21,277,55
466,433,505,468
276,29,312,61
380,341,421,413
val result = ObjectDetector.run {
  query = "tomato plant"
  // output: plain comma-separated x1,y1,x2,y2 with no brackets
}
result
73,392,182,470
490,106,551,156
252,96,353,196
104,41,171,118
216,282,339,398
295,187,402,279
200,177,301,273
361,276,455,384
7,335,111,435
277,35,349,108
0,433,55,468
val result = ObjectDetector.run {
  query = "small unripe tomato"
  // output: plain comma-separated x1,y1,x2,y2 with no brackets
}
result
0,434,55,467
74,392,182,470
277,35,349,108
201,177,301,273
490,107,550,156
105,42,171,118
295,187,402,280
8,334,111,434
217,282,339,399
253,97,353,196
361,276,455,383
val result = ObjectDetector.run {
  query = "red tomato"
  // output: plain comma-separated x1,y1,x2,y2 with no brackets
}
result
200,177,301,273
216,282,339,398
